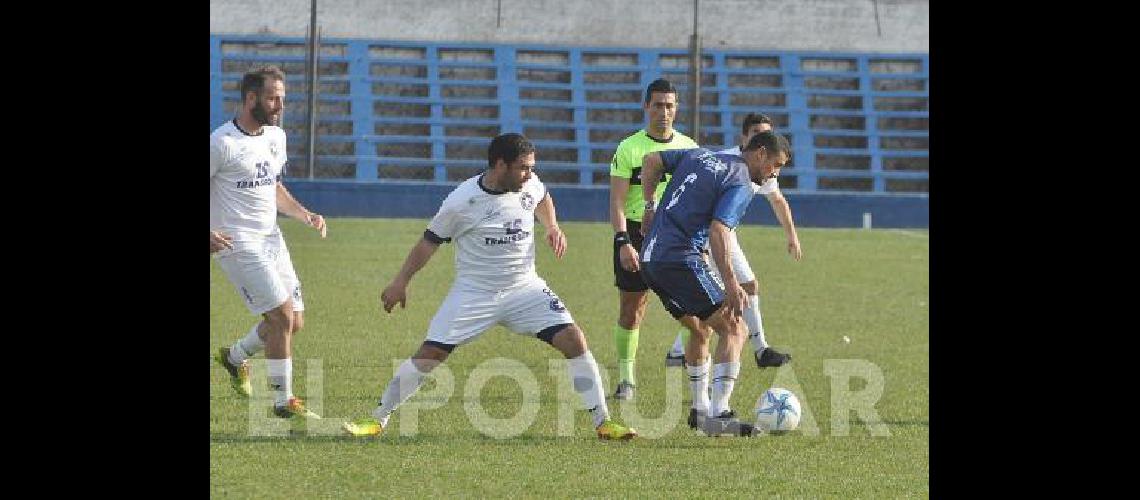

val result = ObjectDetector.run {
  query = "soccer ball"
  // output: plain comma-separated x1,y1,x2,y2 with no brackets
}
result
754,388,801,433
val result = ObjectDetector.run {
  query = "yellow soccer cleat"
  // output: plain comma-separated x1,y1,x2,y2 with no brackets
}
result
596,419,638,440
342,417,383,437
215,348,252,398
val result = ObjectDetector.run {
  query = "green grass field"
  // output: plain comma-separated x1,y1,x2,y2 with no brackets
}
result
210,218,929,498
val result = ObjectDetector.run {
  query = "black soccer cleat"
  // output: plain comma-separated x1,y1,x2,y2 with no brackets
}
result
703,410,754,437
687,408,707,430
755,347,792,368
613,380,635,401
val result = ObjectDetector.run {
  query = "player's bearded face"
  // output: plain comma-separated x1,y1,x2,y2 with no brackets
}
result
756,151,787,184
251,99,275,126
503,153,536,192
250,80,286,126
747,148,784,185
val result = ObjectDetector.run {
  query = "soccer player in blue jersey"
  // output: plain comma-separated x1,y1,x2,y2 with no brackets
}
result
638,130,791,435
664,113,798,369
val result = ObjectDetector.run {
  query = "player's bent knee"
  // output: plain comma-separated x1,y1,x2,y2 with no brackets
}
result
542,323,586,358
291,314,304,334
680,317,713,345
413,341,454,370
263,304,295,336
720,319,746,339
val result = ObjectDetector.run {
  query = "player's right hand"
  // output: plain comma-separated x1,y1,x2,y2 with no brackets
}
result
381,282,407,313
619,244,641,272
210,230,233,253
722,284,746,320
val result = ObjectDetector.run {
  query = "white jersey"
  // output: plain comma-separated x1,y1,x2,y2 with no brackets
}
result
426,174,548,291
719,146,779,196
210,120,288,239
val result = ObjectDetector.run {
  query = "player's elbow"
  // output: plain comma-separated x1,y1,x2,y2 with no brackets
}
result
710,218,732,233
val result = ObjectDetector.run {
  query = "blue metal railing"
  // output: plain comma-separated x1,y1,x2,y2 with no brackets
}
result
210,35,928,194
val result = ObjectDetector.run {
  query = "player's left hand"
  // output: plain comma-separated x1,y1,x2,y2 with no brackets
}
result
787,237,802,261
306,212,327,238
546,225,567,259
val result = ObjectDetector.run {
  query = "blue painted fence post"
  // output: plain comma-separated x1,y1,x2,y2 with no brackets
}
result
348,40,376,180
782,54,815,191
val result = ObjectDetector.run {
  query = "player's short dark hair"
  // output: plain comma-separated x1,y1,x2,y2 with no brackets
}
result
644,78,678,103
488,133,536,170
240,65,286,103
742,130,792,161
741,113,773,135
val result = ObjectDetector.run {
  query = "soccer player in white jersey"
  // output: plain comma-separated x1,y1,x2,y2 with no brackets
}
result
210,66,328,420
342,133,637,440
663,113,801,370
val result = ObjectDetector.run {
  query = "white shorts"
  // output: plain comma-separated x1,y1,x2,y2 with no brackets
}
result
213,230,304,315
425,277,575,347
707,232,757,284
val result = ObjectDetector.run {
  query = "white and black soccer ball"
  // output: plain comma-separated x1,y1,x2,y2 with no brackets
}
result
754,387,801,433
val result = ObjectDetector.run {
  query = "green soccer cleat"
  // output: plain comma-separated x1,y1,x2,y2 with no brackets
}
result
343,417,383,437
596,419,638,440
215,348,252,398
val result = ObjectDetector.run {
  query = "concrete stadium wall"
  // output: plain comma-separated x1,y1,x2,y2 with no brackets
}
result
210,0,928,53
286,181,929,228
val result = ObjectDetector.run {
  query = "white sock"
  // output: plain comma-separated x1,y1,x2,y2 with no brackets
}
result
710,361,741,417
567,351,610,428
669,331,686,356
373,359,429,427
744,295,769,352
266,358,293,406
686,359,711,413
229,323,264,364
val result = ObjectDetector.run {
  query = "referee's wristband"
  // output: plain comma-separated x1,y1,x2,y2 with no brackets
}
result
614,231,631,247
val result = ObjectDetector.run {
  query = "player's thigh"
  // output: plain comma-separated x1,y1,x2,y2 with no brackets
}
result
499,278,575,337
215,242,291,315
643,260,724,321
729,234,756,284
271,233,305,312
425,283,502,347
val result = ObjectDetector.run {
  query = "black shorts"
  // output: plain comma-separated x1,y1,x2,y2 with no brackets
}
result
613,220,650,292
641,259,725,321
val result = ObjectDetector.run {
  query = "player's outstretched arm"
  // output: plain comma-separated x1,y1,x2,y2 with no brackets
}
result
275,183,327,238
535,192,566,259
381,236,442,313
766,190,802,261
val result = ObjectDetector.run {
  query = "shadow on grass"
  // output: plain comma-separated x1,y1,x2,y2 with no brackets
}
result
210,421,927,445
210,432,582,445
854,420,929,427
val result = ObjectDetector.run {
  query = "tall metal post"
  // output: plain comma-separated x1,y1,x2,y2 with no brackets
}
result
689,0,701,141
306,0,319,179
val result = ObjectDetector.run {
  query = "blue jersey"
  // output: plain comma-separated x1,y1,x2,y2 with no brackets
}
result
641,148,755,263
